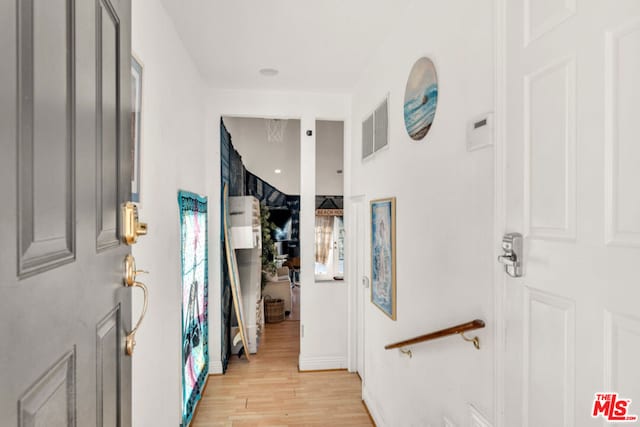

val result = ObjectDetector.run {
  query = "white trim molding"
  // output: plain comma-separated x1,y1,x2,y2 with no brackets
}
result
363,383,386,427
208,360,224,375
493,0,507,425
298,355,347,371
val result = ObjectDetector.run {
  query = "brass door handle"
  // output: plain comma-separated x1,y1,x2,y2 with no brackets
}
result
125,281,148,356
123,255,149,356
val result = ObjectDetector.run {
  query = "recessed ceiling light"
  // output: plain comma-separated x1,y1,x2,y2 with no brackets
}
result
274,169,282,174
259,68,279,77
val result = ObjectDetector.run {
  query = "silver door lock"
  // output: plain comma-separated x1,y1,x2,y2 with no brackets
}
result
498,232,523,277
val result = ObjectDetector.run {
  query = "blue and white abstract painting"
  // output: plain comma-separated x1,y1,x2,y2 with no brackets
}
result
404,57,438,141
371,198,396,320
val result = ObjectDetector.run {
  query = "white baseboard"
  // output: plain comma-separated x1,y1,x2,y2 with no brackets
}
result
208,360,223,375
363,384,385,427
298,355,347,371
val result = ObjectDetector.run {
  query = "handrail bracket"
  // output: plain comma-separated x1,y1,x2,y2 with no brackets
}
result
459,331,480,350
399,348,412,358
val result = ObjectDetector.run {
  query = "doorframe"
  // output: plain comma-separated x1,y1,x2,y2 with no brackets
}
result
493,0,508,425
347,194,366,374
217,114,302,370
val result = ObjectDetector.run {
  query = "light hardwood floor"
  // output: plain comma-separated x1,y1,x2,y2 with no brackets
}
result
192,319,373,426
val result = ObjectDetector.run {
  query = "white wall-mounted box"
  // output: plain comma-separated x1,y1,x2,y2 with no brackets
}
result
466,112,494,151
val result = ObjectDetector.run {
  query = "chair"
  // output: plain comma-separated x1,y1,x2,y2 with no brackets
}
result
284,257,300,287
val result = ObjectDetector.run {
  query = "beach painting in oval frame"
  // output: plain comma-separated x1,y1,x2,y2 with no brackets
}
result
403,57,438,141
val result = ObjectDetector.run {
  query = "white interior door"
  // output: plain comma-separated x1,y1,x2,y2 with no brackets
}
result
354,199,366,379
502,1,640,426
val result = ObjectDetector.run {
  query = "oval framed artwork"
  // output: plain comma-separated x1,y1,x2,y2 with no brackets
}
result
403,57,438,141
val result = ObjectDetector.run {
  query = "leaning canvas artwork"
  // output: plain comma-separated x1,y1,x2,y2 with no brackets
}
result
370,197,396,320
403,57,438,141
178,191,209,427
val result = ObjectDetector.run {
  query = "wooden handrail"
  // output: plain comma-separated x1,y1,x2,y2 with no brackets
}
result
385,319,485,350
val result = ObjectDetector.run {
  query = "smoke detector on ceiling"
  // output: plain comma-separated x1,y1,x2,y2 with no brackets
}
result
259,68,279,77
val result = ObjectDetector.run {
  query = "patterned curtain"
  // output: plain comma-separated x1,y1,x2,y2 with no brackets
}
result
179,191,209,426
315,215,334,264
220,119,232,372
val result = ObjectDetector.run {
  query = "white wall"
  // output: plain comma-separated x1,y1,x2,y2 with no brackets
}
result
204,90,352,372
132,1,494,425
131,1,208,425
350,1,495,426
316,120,344,196
223,117,301,195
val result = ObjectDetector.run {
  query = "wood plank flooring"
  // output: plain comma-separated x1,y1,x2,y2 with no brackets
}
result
192,319,372,426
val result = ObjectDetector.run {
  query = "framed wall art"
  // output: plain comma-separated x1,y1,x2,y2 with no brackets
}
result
370,197,396,320
404,57,438,141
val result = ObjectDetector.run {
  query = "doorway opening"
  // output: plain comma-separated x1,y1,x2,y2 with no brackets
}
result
314,120,345,283
220,117,301,371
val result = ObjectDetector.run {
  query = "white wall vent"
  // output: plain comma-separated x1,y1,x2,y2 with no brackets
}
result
362,114,374,159
362,96,389,160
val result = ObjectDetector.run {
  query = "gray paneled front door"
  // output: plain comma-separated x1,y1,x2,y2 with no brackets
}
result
0,0,133,425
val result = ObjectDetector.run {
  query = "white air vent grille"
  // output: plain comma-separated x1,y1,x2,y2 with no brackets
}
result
362,114,374,159
362,96,389,160
374,98,388,151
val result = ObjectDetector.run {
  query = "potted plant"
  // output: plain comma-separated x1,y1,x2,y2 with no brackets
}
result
260,203,277,287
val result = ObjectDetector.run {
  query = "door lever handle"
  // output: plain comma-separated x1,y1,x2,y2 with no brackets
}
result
498,232,523,278
123,255,149,356
125,280,148,356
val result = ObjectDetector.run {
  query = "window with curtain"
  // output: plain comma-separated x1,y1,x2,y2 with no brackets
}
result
315,214,344,279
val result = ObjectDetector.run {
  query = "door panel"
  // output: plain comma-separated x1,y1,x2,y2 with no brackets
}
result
604,312,640,409
1,0,133,425
524,57,576,240
356,201,365,379
605,19,640,247
18,350,76,427
97,305,121,427
523,288,575,427
96,0,121,251
17,0,75,277
524,0,576,46
503,0,640,426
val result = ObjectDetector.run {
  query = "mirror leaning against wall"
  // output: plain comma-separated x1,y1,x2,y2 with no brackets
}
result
315,120,345,283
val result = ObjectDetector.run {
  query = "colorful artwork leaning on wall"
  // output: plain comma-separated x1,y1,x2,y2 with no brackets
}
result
178,190,209,426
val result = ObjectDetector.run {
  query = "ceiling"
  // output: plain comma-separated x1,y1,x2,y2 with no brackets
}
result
159,0,415,92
